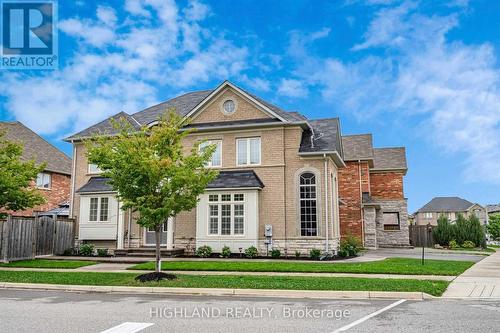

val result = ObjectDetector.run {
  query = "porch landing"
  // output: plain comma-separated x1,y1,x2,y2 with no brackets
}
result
114,247,185,257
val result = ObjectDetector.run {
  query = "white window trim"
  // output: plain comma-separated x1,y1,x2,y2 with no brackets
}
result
88,163,102,174
207,193,246,237
200,140,222,168
299,172,318,237
36,172,51,190
236,137,261,166
89,196,110,223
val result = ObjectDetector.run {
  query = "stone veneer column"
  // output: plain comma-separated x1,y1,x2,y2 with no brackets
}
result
363,206,377,249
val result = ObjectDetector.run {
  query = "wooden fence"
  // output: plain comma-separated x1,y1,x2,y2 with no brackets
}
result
0,215,75,262
409,225,435,247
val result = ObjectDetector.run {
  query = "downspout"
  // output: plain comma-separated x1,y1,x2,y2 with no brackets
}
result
358,160,365,247
69,142,77,218
324,154,329,253
127,208,132,248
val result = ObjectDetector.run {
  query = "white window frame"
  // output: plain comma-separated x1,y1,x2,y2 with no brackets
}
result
36,172,51,189
236,137,261,166
88,196,110,222
423,212,433,218
299,172,318,237
207,193,246,237
199,140,222,167
88,163,102,174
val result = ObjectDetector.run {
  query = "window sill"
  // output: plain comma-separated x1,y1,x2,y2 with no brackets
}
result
36,187,51,191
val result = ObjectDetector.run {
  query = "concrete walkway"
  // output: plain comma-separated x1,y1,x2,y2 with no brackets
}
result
443,250,500,299
0,263,455,281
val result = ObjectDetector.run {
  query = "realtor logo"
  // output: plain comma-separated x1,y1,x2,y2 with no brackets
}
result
1,0,58,69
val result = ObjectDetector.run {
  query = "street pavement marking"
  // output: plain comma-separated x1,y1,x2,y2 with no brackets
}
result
100,322,154,333
331,299,407,332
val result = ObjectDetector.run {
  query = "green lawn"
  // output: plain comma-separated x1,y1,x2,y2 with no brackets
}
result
128,258,473,276
0,259,97,269
0,270,449,296
447,247,495,253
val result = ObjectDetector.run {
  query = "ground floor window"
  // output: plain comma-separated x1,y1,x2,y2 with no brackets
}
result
299,172,318,236
382,212,400,230
208,193,245,236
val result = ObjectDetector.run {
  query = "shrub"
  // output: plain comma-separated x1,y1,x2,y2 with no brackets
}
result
79,243,95,256
461,240,475,248
62,248,75,256
453,214,468,245
449,240,459,249
245,246,259,258
294,251,301,259
487,214,500,241
97,248,108,257
270,248,281,259
309,248,321,260
220,246,231,258
466,215,486,248
433,215,453,246
195,245,213,258
338,235,362,258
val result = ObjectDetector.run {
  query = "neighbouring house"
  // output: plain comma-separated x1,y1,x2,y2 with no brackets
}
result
414,197,488,226
486,204,500,216
65,81,409,254
0,121,72,216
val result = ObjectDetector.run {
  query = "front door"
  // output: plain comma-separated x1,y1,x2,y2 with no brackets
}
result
144,222,168,246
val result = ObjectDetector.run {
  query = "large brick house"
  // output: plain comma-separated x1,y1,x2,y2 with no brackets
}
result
0,121,72,216
65,81,409,254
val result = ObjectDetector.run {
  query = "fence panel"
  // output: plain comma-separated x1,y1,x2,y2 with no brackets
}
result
409,225,435,247
0,215,75,262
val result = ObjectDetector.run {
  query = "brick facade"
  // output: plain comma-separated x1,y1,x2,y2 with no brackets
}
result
12,172,71,216
338,162,363,239
370,172,404,199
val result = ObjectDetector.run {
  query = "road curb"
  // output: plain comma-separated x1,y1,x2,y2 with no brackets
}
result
0,282,430,300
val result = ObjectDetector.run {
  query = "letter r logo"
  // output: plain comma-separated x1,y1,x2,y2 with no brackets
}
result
2,2,53,55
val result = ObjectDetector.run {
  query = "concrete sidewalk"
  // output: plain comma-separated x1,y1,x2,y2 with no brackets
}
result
443,250,500,299
0,263,455,281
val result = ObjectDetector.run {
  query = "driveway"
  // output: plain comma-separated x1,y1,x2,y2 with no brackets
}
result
443,250,500,299
362,248,486,262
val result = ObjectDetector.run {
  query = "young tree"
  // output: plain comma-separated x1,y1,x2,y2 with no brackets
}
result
487,214,500,241
0,131,46,217
433,214,453,246
85,111,218,277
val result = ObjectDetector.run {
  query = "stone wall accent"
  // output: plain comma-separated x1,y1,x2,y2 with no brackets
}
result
370,172,404,199
363,206,377,249
375,199,410,247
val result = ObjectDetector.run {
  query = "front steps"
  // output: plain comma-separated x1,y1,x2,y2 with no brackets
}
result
114,247,184,257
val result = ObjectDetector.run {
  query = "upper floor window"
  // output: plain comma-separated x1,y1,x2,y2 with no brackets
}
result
88,163,102,174
36,172,51,189
199,140,222,167
299,172,317,236
383,212,400,230
236,137,261,166
423,212,433,218
89,197,109,222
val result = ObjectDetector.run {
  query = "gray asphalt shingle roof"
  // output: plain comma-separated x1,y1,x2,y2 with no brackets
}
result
486,204,500,214
0,121,72,175
76,177,114,193
372,147,407,170
65,112,141,141
299,118,342,154
207,170,264,189
342,134,374,160
417,197,476,213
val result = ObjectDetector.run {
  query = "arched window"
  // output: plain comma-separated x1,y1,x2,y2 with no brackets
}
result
299,172,317,236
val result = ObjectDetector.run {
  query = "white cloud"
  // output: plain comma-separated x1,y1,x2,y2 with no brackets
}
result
289,2,500,184
277,79,308,98
0,1,250,136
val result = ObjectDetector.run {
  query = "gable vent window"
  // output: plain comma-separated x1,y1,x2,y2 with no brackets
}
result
222,99,236,114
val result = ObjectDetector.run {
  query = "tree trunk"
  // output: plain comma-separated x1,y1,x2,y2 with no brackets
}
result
155,225,161,273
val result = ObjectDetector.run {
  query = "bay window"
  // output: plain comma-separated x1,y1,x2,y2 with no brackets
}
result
208,193,245,236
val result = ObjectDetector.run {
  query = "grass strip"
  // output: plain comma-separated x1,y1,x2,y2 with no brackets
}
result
0,259,97,269
0,270,449,296
128,258,473,276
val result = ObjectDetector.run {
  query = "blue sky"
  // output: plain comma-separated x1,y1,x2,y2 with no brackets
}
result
0,0,499,212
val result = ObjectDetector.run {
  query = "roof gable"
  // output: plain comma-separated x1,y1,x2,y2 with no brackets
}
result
1,121,72,175
417,197,476,213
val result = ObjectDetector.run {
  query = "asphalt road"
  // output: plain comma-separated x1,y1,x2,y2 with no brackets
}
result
1,289,500,332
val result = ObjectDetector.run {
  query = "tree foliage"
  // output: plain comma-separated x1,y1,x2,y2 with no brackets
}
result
432,215,453,246
85,111,218,273
487,214,500,241
433,213,486,248
0,131,46,217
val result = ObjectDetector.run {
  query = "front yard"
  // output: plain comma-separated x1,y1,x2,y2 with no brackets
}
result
0,270,450,296
0,260,97,269
129,257,473,276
